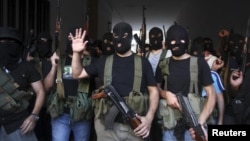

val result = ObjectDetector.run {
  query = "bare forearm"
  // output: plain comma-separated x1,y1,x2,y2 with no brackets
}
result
43,65,57,91
216,93,225,125
146,86,159,122
199,85,216,125
31,81,45,115
72,52,83,78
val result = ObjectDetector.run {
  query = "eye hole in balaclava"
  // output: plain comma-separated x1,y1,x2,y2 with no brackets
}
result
228,33,244,64
102,32,114,55
166,24,189,57
149,27,163,50
112,22,132,54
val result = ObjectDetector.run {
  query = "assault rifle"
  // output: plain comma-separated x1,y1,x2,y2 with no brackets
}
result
134,6,146,56
240,17,250,75
176,93,206,141
103,85,141,129
54,0,65,99
233,18,250,80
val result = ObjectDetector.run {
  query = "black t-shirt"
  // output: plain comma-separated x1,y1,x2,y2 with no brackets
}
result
155,56,213,97
0,60,41,134
85,53,157,97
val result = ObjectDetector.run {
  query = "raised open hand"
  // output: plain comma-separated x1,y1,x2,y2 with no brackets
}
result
68,28,88,53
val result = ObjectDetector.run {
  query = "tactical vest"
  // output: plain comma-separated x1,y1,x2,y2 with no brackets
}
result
92,54,148,119
47,55,93,121
0,68,34,114
158,56,204,129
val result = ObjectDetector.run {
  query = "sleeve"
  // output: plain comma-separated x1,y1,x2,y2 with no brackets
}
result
25,62,42,83
198,57,213,86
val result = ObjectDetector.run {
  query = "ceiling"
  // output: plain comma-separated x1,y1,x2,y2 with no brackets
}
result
110,0,185,33
108,0,250,43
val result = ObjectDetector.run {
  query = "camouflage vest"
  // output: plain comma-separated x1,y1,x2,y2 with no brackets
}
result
158,56,203,129
0,68,34,114
47,55,93,121
93,54,148,119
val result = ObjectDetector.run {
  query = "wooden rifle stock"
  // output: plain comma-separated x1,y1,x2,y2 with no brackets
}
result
129,116,141,129
91,90,106,100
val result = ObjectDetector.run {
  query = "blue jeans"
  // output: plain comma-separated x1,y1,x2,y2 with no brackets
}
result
162,129,194,141
0,126,37,141
51,113,91,141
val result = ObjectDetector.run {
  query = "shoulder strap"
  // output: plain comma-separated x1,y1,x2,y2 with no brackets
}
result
103,54,142,91
133,55,142,91
104,55,113,85
158,57,170,90
160,49,168,60
189,56,199,94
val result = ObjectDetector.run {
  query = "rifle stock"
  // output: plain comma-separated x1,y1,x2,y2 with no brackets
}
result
176,93,206,141
104,85,141,129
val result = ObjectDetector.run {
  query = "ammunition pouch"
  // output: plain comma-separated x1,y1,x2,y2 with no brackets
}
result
188,93,202,117
92,97,113,119
47,91,64,119
127,90,148,116
0,93,30,114
159,99,181,129
0,69,33,114
70,92,93,121
47,91,93,121
92,86,148,120
159,93,203,129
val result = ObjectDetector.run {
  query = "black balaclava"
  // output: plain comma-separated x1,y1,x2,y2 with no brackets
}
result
203,37,215,55
190,36,204,57
228,33,244,64
102,32,115,55
166,24,189,57
149,27,163,50
0,27,22,70
113,22,132,54
36,32,52,58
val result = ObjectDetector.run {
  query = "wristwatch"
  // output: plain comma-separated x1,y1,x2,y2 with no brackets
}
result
31,113,39,121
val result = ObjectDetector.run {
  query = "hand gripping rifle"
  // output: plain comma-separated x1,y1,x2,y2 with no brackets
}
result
103,85,141,130
176,93,206,141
